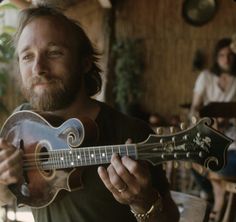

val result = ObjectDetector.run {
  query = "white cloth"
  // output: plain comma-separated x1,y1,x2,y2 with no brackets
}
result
193,70,236,150
194,70,236,104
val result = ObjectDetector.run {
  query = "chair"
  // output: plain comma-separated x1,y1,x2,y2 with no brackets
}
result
221,180,236,222
171,191,210,222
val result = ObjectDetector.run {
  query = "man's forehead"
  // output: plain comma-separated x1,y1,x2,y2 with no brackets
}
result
17,17,73,52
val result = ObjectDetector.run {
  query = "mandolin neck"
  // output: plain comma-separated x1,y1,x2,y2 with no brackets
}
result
40,144,138,170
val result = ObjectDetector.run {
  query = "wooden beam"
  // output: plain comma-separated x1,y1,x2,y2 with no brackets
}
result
97,0,112,8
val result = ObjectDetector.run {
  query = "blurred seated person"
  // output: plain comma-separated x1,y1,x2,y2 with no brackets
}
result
190,37,236,222
148,113,168,128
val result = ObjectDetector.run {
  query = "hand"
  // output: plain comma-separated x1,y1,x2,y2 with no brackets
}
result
0,139,23,185
97,139,157,213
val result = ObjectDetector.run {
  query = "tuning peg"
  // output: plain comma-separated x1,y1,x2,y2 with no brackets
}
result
169,126,176,134
191,116,198,124
162,163,167,170
156,127,163,135
180,122,187,130
184,162,192,169
173,161,179,168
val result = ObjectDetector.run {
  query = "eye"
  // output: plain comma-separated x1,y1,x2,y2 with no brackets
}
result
48,50,63,57
20,53,33,62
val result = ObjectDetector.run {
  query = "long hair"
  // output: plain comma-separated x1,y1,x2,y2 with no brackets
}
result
13,6,102,97
210,37,236,76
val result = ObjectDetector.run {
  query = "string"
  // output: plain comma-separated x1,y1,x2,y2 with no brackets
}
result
22,151,202,171
21,138,189,159
22,140,191,165
22,140,196,163
24,143,199,169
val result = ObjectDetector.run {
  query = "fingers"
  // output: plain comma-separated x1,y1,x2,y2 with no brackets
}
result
110,154,136,189
125,138,132,144
98,162,127,193
98,153,151,195
121,156,150,186
0,139,23,185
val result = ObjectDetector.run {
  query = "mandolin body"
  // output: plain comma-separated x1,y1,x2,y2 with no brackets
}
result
0,111,98,208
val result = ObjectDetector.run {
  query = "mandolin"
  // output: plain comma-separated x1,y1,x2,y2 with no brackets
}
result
0,110,232,208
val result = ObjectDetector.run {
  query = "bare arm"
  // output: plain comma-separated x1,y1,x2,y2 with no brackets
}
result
190,91,204,119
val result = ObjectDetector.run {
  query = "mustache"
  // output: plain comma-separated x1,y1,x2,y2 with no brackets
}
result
28,76,61,87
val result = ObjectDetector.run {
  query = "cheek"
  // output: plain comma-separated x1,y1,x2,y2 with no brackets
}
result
19,63,30,82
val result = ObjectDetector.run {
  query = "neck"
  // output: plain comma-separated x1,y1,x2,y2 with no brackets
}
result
48,92,100,120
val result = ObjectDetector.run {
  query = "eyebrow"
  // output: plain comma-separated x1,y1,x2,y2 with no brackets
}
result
18,42,68,55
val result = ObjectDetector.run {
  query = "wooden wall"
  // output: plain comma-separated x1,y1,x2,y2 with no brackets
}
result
114,0,236,120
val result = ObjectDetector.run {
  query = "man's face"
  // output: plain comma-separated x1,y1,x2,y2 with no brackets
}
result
17,16,81,111
217,46,235,73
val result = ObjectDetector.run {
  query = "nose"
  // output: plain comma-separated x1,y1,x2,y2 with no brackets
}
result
32,54,48,76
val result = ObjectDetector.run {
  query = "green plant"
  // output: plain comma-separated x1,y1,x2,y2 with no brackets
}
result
0,32,14,62
0,32,14,113
112,38,144,113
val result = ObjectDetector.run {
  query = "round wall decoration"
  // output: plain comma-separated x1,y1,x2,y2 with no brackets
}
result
182,0,217,26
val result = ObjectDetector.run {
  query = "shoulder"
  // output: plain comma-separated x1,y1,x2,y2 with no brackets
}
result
13,103,32,113
98,102,153,143
197,70,215,80
194,70,216,90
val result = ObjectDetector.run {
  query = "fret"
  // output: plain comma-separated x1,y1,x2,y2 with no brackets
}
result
93,147,98,164
84,148,89,166
64,150,68,168
125,144,129,157
68,150,74,167
60,150,65,168
82,148,86,166
76,149,82,166
128,144,137,159
100,147,107,163
120,145,127,158
88,148,91,165
63,149,67,168
56,151,59,168
98,147,102,164
106,146,112,162
89,147,95,165
105,146,108,162
52,151,56,169
113,146,119,156
72,149,76,167
54,151,58,169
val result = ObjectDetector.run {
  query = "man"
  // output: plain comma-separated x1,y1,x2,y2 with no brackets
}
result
0,6,179,222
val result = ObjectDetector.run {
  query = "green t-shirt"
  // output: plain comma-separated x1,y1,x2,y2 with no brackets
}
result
17,102,169,222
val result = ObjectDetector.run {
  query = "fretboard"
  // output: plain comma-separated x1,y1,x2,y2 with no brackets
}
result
40,144,137,170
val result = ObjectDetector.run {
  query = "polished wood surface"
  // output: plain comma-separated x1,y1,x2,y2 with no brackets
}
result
171,191,209,222
199,102,236,118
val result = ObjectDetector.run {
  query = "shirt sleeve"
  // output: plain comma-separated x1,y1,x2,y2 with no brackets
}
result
193,71,207,95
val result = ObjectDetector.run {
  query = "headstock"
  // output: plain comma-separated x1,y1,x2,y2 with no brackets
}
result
137,118,233,171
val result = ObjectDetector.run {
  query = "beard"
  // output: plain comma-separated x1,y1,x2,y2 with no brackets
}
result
21,73,80,111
